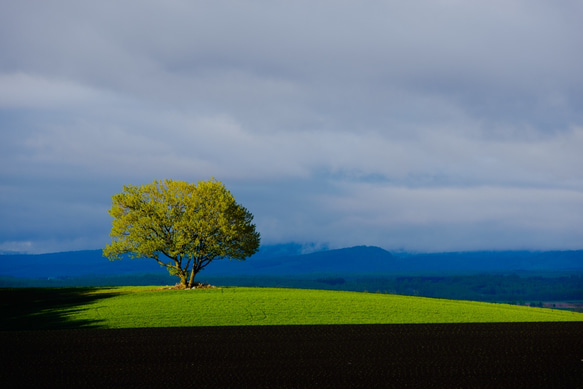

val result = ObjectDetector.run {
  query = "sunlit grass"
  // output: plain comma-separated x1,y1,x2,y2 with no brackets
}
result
64,286,583,328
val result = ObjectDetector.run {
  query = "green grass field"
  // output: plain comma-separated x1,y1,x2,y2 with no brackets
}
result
2,286,582,330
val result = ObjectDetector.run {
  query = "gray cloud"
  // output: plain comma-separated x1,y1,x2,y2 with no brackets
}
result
1,1,582,253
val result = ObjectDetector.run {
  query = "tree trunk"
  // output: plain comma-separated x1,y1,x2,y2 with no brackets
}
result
179,273,188,288
187,266,198,288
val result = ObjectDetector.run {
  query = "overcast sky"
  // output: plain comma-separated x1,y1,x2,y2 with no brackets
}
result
1,0,582,254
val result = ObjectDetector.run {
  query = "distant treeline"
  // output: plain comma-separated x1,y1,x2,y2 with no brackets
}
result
2,272,581,310
204,273,583,308
347,274,583,303
0,273,176,288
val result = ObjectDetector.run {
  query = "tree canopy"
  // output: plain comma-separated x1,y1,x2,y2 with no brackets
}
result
103,179,260,288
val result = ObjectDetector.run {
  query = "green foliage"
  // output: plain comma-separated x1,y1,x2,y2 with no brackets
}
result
103,179,260,287
4,286,579,330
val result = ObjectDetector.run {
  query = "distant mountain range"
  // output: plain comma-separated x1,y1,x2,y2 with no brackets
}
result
1,245,582,280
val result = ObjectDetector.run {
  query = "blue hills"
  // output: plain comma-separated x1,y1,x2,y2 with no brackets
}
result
1,244,582,280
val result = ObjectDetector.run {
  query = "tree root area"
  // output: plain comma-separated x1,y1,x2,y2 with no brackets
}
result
2,322,582,388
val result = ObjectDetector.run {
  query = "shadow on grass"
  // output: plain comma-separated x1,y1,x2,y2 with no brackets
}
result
0,287,120,331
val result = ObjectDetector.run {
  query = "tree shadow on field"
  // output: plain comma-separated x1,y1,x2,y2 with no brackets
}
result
0,287,120,331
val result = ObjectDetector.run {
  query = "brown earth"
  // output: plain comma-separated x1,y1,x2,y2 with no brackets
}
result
1,322,582,388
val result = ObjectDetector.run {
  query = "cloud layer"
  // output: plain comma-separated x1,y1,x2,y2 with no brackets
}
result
1,1,582,253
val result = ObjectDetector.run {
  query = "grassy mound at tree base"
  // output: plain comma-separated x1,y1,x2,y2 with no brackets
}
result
2,286,581,331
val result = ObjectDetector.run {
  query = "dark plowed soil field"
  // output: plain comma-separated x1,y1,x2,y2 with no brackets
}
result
2,322,582,388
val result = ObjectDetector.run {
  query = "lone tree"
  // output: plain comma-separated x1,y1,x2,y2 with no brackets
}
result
103,179,260,288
